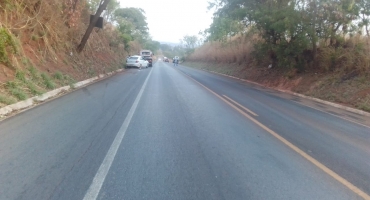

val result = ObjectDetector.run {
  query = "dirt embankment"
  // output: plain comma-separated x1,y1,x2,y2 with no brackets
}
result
0,0,140,108
186,34,370,112
184,61,370,112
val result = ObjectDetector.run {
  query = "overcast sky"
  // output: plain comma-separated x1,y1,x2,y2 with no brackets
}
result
118,0,214,44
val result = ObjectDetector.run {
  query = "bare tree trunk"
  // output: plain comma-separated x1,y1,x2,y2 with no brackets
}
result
76,0,110,53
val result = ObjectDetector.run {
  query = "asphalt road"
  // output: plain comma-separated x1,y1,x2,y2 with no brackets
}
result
0,61,369,200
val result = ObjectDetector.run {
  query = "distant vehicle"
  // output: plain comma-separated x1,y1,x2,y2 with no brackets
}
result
126,56,148,69
164,57,169,62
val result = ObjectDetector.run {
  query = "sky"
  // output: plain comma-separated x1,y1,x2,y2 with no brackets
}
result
118,0,214,44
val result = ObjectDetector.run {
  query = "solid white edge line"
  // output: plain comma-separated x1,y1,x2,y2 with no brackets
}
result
83,68,154,200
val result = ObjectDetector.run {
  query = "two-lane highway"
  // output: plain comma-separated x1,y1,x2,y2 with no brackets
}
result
0,61,369,200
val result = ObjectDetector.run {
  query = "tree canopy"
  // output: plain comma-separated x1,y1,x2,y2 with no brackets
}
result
206,0,370,69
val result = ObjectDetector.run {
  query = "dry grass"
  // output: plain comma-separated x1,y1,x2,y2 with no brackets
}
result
316,36,370,72
0,0,133,107
189,34,370,73
187,34,370,112
188,35,257,65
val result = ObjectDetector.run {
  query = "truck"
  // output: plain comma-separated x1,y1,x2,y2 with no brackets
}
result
139,50,153,67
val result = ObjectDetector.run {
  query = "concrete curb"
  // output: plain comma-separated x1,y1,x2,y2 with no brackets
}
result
199,68,370,117
0,69,124,117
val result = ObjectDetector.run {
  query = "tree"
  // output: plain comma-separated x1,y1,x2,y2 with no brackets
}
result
102,0,120,22
86,0,101,12
114,7,150,52
144,40,161,53
206,0,370,69
77,0,111,53
182,35,198,49
358,0,370,36
114,7,149,37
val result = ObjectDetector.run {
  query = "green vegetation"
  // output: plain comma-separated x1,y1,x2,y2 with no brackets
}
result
27,82,43,95
203,0,370,71
41,73,55,89
357,95,370,112
160,44,186,60
63,75,76,89
31,35,39,41
113,7,160,53
28,65,39,80
0,94,16,105
9,88,27,100
86,0,160,53
6,81,17,89
53,71,63,80
15,70,26,82
0,27,17,66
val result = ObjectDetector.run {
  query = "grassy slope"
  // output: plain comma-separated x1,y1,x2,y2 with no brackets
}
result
0,0,141,108
186,34,370,112
184,60,370,112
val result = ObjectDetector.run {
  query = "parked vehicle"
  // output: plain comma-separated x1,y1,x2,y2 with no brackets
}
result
143,56,153,67
126,56,149,69
140,50,152,57
140,50,153,67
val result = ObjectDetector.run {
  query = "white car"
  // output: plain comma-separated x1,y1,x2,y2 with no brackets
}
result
126,56,149,69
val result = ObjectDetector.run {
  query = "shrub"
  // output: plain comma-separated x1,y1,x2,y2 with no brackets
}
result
41,73,55,89
6,81,17,89
10,88,27,100
0,94,16,105
15,70,26,82
53,71,63,80
28,65,39,80
27,82,43,95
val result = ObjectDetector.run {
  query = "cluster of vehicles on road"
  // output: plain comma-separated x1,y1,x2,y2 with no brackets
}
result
126,50,153,69
125,50,181,69
162,56,180,66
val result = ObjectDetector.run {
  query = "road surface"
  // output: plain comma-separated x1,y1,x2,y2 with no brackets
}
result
0,61,369,200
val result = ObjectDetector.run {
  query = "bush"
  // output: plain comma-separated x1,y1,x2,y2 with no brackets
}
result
10,88,27,100
0,94,16,105
6,81,17,89
28,66,39,80
41,73,55,89
27,82,43,95
53,71,63,80
0,28,17,66
15,70,26,82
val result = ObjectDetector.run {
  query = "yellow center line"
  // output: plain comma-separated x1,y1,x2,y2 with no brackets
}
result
222,95,258,116
177,69,370,200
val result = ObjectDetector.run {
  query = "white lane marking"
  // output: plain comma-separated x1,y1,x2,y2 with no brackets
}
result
83,68,154,200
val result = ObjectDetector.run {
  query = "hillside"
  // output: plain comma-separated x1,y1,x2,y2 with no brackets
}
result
185,0,370,112
186,35,370,111
0,0,143,108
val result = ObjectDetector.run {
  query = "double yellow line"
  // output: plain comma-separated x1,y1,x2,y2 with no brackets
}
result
180,70,370,200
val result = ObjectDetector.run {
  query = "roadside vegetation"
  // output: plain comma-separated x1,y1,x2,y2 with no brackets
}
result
0,0,160,108
185,0,370,111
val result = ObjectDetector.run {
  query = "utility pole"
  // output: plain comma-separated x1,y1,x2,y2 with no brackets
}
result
76,0,111,53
